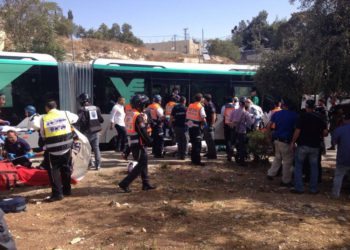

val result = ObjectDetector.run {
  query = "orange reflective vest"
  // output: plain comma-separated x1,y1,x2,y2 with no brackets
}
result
165,101,176,118
147,103,162,120
125,104,132,113
223,103,235,125
186,102,203,125
125,109,140,145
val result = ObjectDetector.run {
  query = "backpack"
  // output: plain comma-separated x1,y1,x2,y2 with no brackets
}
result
0,162,18,191
0,197,26,213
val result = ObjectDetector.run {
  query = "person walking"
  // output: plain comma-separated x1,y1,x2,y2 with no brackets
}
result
110,96,126,152
147,95,165,158
221,96,236,162
170,96,188,160
331,112,350,198
266,101,298,186
186,93,206,166
230,97,254,166
290,100,328,194
118,94,155,193
40,100,78,202
76,93,104,170
203,94,217,159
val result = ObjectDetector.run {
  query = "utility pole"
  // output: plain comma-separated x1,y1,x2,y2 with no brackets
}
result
184,28,188,54
173,34,177,52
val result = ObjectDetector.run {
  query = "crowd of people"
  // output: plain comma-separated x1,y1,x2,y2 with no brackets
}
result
0,88,349,201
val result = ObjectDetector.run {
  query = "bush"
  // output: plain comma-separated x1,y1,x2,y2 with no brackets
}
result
247,129,272,162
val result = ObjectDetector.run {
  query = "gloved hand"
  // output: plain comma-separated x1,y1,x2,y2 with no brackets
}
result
8,153,16,160
26,130,33,135
2,121,10,126
24,152,36,159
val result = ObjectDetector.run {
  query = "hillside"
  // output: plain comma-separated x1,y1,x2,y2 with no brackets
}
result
59,37,234,64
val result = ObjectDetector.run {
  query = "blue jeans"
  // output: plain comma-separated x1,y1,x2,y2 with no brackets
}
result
294,146,319,192
332,165,350,197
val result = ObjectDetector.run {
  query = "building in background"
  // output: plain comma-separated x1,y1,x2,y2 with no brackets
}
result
145,39,200,55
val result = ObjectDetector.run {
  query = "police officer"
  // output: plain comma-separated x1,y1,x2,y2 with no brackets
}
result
170,96,188,160
77,93,104,170
203,94,217,159
186,93,206,166
147,95,165,158
40,100,78,202
221,97,236,161
118,94,155,193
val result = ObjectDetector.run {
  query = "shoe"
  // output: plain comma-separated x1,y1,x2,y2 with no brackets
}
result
95,166,101,171
44,195,63,202
327,146,335,150
118,183,131,193
227,157,232,162
63,190,71,196
203,153,208,157
207,156,217,160
280,182,293,187
154,155,164,158
266,175,274,181
290,189,304,194
142,184,157,191
178,156,185,160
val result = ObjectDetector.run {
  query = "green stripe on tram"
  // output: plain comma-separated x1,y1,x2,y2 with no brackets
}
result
0,59,57,66
93,64,256,76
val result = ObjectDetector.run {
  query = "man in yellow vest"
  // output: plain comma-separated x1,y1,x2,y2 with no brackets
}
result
147,95,165,158
40,100,78,202
118,94,155,193
186,93,207,166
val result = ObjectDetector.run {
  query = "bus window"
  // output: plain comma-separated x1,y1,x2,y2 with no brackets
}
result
150,78,189,106
190,79,230,108
234,86,251,99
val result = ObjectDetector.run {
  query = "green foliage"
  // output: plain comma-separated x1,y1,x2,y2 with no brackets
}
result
256,0,350,104
0,0,65,60
247,130,272,161
207,39,240,61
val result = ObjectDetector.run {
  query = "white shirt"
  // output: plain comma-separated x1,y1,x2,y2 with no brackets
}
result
28,114,42,131
156,107,164,118
110,103,125,127
199,107,206,118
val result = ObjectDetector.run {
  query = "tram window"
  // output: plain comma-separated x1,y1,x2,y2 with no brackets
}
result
190,80,230,108
234,86,251,98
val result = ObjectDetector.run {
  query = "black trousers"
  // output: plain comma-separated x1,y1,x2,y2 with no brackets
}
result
115,124,127,152
224,125,236,160
119,146,149,187
189,127,202,164
47,150,72,197
152,125,164,157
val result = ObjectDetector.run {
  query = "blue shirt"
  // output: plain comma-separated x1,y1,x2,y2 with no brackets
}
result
271,110,298,141
4,137,31,157
333,123,350,166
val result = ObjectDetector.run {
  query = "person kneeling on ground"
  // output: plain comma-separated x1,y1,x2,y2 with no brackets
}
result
118,94,156,193
4,130,35,167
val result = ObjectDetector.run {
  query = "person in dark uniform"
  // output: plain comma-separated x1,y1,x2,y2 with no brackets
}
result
221,97,236,162
203,94,217,159
4,130,34,167
76,93,104,170
170,96,188,160
186,93,207,166
118,94,155,193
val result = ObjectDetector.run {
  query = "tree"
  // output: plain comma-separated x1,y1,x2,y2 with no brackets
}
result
119,23,143,45
0,0,65,60
108,23,121,40
207,39,240,61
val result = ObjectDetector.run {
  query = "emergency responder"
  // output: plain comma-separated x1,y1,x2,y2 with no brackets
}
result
118,94,155,193
76,93,104,170
165,96,178,142
147,95,165,158
221,96,236,162
186,93,206,166
203,94,217,159
170,96,188,160
40,100,78,202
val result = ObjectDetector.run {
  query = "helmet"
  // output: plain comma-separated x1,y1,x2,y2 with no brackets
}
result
239,96,247,104
153,95,162,103
131,94,150,110
306,99,315,109
24,105,36,116
78,93,90,105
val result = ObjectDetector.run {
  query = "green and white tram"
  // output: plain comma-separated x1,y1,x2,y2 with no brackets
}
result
0,52,256,146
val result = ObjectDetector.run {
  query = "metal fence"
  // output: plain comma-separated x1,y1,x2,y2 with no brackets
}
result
58,62,93,113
